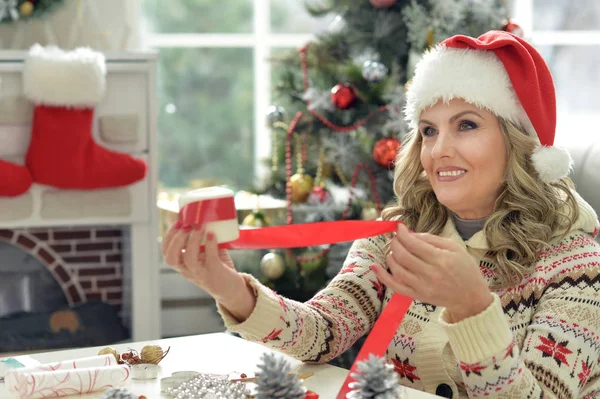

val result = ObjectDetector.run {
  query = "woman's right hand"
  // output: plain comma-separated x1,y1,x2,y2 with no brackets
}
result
161,222,256,321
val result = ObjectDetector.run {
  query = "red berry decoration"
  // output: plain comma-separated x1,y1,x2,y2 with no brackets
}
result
331,83,358,109
308,186,332,205
373,137,401,168
369,0,396,7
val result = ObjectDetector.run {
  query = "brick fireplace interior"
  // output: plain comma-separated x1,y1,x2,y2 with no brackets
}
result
0,225,130,354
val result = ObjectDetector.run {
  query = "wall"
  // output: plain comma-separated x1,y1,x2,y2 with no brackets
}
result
0,0,140,51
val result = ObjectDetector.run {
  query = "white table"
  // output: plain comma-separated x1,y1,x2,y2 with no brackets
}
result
1,333,440,398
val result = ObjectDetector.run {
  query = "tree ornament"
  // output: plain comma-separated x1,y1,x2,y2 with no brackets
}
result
308,186,333,205
346,354,404,399
373,137,401,168
260,252,286,280
242,210,271,227
331,84,358,110
369,0,397,7
266,105,285,128
362,60,388,83
255,352,307,399
361,205,380,221
101,388,136,399
500,19,524,38
290,172,314,203
19,1,33,17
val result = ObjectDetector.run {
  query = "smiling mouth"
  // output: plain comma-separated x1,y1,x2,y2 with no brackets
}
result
437,170,466,177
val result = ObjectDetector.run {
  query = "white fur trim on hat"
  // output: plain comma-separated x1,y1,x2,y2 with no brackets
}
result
405,46,535,137
531,146,573,183
23,44,106,107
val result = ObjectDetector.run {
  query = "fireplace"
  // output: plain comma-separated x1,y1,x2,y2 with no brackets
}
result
0,226,130,353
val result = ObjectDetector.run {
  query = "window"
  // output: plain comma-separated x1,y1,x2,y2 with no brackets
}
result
142,0,325,190
143,1,600,190
513,0,600,145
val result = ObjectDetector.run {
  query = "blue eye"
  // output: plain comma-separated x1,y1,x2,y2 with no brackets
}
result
420,126,436,137
460,120,477,130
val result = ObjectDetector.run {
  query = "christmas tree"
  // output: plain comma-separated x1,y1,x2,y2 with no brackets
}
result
241,0,516,303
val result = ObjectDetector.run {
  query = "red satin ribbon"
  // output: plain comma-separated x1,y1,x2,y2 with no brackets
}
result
179,197,413,396
180,197,237,226
223,220,399,249
336,294,413,399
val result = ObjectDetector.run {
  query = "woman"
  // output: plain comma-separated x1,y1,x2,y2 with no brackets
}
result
162,31,600,398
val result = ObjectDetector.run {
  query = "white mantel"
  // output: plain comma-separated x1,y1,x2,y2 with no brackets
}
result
0,50,160,342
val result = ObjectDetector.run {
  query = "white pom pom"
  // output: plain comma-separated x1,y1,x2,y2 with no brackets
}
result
531,146,573,182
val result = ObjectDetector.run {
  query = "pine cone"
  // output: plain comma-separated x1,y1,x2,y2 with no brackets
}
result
101,387,136,399
347,354,404,399
255,352,307,399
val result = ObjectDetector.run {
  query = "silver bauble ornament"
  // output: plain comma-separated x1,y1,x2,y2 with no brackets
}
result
362,60,388,83
266,105,285,127
260,252,286,280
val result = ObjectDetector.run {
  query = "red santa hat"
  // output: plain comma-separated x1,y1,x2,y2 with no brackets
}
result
404,30,572,183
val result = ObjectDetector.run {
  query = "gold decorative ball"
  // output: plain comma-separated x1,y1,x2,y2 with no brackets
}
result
140,345,164,364
361,206,380,221
98,347,120,363
19,1,34,16
260,252,286,280
290,173,314,203
242,211,271,227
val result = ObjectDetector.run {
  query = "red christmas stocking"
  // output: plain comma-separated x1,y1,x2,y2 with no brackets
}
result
0,160,32,197
23,45,147,190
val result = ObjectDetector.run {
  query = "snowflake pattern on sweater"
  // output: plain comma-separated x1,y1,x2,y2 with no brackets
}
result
218,194,600,398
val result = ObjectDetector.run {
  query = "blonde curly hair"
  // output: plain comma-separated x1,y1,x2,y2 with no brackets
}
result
381,118,579,288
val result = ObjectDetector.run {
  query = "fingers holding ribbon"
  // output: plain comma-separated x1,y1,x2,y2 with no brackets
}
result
163,226,190,269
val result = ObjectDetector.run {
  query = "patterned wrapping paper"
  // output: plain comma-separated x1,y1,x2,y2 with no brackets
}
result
7,355,116,375
4,355,131,399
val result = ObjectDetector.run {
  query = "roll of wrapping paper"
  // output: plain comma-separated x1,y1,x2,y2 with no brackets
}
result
5,365,131,399
178,189,414,397
5,355,116,376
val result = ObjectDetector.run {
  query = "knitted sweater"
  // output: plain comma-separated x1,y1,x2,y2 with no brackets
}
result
218,192,600,399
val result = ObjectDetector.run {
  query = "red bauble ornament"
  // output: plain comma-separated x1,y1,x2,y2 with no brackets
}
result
373,137,401,168
500,19,524,38
331,84,358,109
370,0,397,7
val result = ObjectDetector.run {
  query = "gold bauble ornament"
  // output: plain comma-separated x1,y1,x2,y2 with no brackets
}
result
242,211,271,227
141,345,166,364
19,1,34,16
361,206,380,221
260,252,286,280
290,173,314,203
98,347,120,363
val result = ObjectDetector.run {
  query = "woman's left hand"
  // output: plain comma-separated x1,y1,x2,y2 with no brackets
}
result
371,223,493,322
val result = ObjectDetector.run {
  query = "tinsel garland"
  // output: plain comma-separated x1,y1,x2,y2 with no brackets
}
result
0,0,66,24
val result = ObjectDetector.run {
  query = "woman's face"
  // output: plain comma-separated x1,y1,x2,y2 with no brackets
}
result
419,98,507,220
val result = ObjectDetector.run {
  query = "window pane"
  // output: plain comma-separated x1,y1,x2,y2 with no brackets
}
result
533,0,600,30
538,45,600,142
271,0,335,33
142,0,253,33
156,48,255,189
